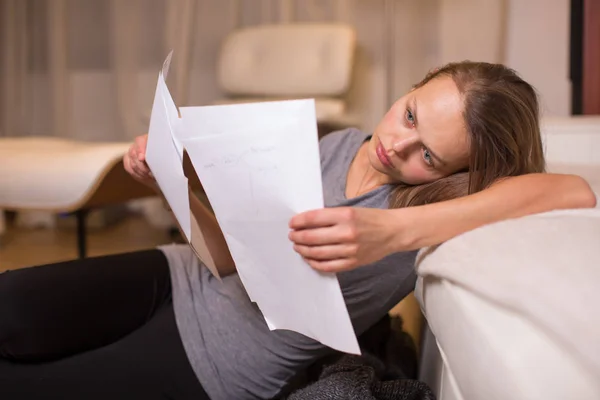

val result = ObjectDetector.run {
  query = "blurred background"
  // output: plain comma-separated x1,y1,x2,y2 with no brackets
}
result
0,0,598,268
0,0,578,142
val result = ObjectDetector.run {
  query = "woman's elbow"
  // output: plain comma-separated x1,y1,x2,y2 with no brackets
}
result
568,175,597,209
580,186,597,209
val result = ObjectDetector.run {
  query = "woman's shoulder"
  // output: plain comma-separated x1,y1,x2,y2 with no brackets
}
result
319,127,370,159
319,127,369,146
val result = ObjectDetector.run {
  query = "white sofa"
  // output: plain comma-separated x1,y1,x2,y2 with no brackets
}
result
416,116,600,400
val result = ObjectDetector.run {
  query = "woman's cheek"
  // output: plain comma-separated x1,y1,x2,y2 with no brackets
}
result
400,161,433,184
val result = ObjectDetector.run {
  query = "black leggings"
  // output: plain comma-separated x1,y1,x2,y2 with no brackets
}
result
0,250,210,400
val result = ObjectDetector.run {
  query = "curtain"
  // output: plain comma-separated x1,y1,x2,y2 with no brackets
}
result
0,0,507,142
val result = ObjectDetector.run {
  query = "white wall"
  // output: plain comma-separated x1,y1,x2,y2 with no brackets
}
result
504,0,571,117
438,0,505,65
385,0,573,126
437,0,571,117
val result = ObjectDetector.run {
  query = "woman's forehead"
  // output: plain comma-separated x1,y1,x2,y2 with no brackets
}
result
413,77,470,166
414,77,464,129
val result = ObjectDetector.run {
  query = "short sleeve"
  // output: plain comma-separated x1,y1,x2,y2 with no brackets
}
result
319,128,365,166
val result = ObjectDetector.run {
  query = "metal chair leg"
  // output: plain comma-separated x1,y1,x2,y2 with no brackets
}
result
75,209,89,258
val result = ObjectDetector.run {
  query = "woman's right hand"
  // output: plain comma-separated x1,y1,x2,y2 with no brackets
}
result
289,207,404,272
123,134,157,189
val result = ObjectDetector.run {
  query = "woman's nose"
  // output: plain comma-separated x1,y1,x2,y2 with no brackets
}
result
391,135,420,154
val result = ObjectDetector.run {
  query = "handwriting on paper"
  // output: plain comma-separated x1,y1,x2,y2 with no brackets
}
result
202,145,278,169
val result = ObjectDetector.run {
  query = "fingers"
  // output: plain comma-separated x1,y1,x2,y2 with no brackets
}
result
293,243,358,261
126,136,152,179
124,136,154,184
128,146,141,173
289,207,355,229
124,153,146,182
123,152,134,176
288,224,357,246
303,258,358,273
290,225,362,272
135,134,148,161
129,153,148,178
133,159,150,179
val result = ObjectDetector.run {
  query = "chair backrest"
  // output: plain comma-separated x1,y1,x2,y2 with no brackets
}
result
217,23,356,98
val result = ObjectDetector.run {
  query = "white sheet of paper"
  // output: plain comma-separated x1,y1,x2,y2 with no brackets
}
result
145,52,219,278
145,74,191,240
178,100,360,354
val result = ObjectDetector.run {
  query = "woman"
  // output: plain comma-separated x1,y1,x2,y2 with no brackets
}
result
0,62,595,400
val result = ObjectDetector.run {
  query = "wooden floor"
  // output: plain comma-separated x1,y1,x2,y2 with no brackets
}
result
0,214,171,272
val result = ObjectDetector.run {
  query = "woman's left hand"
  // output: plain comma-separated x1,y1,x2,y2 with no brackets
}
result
289,207,404,272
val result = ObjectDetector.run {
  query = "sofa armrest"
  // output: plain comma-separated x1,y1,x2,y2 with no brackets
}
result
415,209,600,400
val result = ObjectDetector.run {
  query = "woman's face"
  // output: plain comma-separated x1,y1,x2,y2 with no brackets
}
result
369,76,470,185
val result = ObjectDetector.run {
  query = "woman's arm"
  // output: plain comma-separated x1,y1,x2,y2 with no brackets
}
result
400,173,596,251
289,173,596,272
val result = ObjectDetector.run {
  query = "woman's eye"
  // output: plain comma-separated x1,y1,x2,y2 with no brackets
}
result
423,148,433,166
406,108,415,126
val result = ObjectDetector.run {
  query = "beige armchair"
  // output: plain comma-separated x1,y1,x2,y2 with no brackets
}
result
214,23,360,134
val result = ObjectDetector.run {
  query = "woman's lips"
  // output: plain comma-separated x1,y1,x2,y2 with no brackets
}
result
376,142,393,168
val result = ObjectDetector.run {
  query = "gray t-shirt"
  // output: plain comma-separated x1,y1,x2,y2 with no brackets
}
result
159,128,418,400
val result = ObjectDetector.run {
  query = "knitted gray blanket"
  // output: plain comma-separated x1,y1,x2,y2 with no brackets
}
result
286,353,435,400
285,315,436,400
